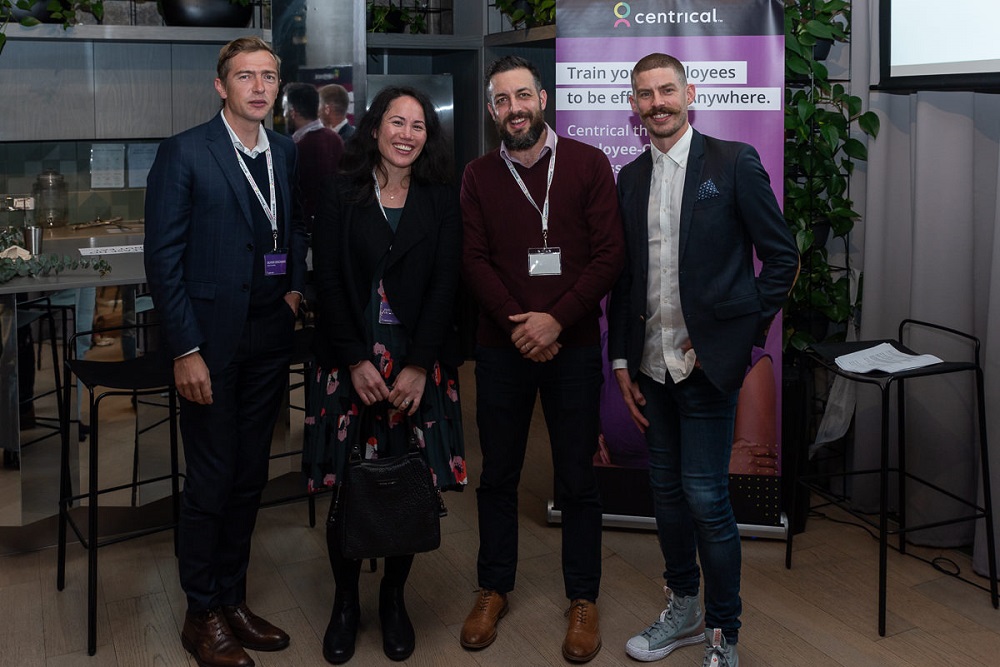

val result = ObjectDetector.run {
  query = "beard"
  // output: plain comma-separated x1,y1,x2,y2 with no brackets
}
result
496,109,546,151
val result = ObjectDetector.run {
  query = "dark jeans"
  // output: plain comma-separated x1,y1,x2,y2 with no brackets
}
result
474,345,603,601
638,370,742,643
177,305,294,612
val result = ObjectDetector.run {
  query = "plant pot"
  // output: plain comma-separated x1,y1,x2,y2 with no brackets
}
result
368,5,405,33
159,0,254,28
503,0,538,28
813,38,834,61
4,0,67,23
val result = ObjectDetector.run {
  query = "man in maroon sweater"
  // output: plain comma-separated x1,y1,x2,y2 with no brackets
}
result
459,55,624,664
282,82,344,231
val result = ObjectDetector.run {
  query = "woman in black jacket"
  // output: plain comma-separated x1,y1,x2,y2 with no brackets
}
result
304,86,466,664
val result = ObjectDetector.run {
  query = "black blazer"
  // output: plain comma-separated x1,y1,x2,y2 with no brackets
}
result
608,129,799,393
311,174,464,372
144,113,306,372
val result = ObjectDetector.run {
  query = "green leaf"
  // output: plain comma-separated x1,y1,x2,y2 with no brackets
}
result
796,99,815,124
842,137,867,160
786,52,811,76
858,111,881,137
805,19,836,40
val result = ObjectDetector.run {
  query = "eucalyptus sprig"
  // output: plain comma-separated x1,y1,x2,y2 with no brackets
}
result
0,226,111,284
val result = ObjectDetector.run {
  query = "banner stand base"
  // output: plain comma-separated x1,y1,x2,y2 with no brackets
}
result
545,500,789,540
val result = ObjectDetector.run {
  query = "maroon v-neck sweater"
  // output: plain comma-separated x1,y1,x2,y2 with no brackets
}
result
461,135,624,349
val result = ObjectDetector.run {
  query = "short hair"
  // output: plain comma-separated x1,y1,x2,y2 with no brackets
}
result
283,82,319,120
630,53,687,93
484,55,543,107
216,36,280,81
319,84,350,115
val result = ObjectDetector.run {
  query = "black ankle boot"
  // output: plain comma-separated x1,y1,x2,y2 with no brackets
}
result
379,581,415,661
323,591,360,664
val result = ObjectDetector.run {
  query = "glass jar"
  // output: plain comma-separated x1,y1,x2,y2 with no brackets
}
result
32,169,69,227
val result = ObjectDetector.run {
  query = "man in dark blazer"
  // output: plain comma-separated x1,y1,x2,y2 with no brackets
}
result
144,36,306,667
608,53,798,667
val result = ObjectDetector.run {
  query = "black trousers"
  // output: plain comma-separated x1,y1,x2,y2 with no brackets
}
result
177,305,294,612
473,345,604,602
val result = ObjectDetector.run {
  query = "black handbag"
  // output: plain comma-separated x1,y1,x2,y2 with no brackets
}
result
334,407,442,560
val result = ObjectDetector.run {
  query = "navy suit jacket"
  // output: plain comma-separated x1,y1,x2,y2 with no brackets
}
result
311,175,463,373
608,129,799,393
144,113,306,372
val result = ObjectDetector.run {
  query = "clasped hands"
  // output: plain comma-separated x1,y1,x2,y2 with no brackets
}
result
349,361,425,416
509,311,562,362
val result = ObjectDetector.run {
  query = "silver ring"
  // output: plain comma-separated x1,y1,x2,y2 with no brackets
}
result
402,400,410,408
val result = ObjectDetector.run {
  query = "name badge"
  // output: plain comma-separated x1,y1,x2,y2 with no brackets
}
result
264,250,288,276
379,300,401,325
528,247,562,276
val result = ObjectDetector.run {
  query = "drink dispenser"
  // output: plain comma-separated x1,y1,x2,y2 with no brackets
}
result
32,169,69,227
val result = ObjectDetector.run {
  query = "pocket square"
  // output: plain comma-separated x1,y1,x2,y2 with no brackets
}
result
697,179,721,200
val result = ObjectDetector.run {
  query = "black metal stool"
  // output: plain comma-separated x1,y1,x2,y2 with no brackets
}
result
785,319,998,635
56,321,181,656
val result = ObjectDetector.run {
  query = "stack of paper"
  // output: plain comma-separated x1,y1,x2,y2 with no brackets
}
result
834,343,943,374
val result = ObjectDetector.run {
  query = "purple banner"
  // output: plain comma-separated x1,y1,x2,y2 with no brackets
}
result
557,0,787,528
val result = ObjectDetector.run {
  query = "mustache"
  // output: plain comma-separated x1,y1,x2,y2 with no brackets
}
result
505,112,533,123
643,106,681,119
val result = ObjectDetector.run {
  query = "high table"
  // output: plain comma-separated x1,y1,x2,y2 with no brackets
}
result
1,226,147,529
1,225,303,540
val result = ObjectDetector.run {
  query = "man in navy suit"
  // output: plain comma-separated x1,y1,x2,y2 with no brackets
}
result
608,53,798,667
144,36,306,667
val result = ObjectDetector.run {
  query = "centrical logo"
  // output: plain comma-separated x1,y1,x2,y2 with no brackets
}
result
613,1,631,28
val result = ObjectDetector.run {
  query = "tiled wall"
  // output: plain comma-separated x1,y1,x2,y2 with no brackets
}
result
0,141,153,227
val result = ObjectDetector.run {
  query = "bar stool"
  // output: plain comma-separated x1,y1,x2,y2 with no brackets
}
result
16,295,65,448
56,321,181,656
260,323,325,525
785,319,998,636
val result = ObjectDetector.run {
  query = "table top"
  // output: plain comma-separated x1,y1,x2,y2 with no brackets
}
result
0,224,146,295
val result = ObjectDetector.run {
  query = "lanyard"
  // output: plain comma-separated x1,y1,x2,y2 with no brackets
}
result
502,135,557,248
372,169,390,221
235,146,278,249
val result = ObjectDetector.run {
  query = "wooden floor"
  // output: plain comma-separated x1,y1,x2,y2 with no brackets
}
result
3,361,1000,666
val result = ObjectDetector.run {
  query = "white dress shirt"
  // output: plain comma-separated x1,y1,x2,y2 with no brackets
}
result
613,125,696,384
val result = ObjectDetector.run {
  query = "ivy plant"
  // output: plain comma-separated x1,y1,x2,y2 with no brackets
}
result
495,0,555,29
783,0,880,351
0,1,104,54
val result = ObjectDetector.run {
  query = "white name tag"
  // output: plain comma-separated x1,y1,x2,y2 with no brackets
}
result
528,247,562,276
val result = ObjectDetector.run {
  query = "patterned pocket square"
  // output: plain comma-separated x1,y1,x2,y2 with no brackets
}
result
697,179,721,200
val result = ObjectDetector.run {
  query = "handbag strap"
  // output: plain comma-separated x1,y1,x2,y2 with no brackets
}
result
348,401,422,462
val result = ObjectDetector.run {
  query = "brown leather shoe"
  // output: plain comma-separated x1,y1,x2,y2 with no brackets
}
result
221,602,290,652
181,609,254,667
562,599,601,663
460,589,509,650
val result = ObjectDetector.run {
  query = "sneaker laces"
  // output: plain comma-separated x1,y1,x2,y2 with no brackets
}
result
642,597,681,639
703,629,734,667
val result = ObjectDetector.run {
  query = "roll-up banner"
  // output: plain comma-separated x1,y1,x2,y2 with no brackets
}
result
555,0,786,533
